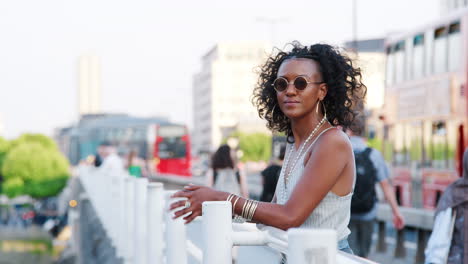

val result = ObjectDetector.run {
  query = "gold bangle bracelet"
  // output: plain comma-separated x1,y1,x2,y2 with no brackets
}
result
232,196,241,215
241,198,249,219
248,201,259,221
243,200,253,219
247,200,255,220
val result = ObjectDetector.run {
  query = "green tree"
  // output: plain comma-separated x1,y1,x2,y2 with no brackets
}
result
2,177,24,198
9,133,58,151
2,142,70,198
0,137,10,193
229,132,272,162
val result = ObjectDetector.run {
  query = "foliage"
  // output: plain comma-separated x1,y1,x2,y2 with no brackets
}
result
9,133,58,151
1,140,70,198
0,137,9,168
2,177,24,198
228,132,272,162
24,177,69,199
367,138,382,152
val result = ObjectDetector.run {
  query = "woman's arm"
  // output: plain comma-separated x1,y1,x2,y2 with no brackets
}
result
171,131,352,229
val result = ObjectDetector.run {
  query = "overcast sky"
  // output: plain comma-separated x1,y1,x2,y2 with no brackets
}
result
0,0,439,139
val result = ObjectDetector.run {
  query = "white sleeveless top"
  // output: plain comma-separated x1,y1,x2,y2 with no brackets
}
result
275,127,353,241
213,168,241,196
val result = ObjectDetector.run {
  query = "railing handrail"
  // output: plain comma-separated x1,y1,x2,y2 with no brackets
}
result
376,202,434,230
77,168,375,264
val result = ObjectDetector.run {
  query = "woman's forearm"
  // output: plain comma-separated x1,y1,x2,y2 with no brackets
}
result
232,196,296,230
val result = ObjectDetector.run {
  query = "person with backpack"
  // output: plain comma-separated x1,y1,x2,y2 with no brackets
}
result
346,119,405,258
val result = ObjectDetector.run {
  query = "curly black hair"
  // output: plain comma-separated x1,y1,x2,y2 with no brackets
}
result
252,41,366,142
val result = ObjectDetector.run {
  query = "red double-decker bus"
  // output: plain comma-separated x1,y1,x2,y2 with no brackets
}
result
153,124,191,177
382,9,468,209
58,114,192,177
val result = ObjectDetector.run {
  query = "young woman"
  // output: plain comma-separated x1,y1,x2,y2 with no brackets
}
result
207,144,249,198
170,42,366,253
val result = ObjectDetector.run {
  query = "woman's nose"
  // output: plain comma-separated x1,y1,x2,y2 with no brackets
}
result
284,83,297,95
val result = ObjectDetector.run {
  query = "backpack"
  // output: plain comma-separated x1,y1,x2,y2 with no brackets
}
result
351,147,377,214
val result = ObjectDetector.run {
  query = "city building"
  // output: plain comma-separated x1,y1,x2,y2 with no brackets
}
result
192,41,271,154
78,55,102,116
440,0,468,15
344,38,386,139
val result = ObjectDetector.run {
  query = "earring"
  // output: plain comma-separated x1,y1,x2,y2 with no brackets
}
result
272,104,277,114
316,100,327,119
321,100,327,119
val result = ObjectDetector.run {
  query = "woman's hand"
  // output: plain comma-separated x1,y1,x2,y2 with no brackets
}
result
169,185,223,224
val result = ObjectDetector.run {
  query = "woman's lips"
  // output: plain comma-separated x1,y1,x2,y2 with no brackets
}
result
284,100,299,106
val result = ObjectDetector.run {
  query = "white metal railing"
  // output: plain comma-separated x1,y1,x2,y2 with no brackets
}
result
77,166,375,264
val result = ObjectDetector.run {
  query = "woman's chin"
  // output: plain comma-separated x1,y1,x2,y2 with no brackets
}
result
283,111,303,119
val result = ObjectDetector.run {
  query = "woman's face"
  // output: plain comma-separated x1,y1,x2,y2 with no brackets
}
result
276,58,327,120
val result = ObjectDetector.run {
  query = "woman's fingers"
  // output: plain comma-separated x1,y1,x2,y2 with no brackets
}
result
168,200,187,211
171,190,192,199
183,210,201,224
183,184,201,191
173,204,194,218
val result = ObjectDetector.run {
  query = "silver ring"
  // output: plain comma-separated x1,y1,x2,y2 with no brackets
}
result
184,200,191,209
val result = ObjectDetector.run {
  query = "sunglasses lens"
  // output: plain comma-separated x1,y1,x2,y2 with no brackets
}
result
294,77,308,90
273,78,288,92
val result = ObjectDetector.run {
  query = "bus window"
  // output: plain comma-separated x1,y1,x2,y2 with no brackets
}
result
433,26,447,74
395,41,406,83
431,121,449,169
448,21,461,72
386,46,395,86
394,123,407,166
408,121,423,167
158,137,187,159
412,34,425,79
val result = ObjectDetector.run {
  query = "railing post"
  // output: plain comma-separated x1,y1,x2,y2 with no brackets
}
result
116,173,127,259
123,177,135,263
394,228,406,258
288,228,337,264
202,201,232,264
165,191,188,264
376,221,387,252
147,182,164,264
134,178,148,264
415,228,428,263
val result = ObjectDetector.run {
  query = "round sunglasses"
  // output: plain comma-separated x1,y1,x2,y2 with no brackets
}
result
272,76,324,92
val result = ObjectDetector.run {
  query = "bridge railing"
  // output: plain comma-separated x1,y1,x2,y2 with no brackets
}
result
77,166,374,264
375,203,434,264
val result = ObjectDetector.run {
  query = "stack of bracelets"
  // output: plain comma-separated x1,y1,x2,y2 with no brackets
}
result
226,194,259,222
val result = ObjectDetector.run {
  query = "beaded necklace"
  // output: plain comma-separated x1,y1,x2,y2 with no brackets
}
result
283,115,327,190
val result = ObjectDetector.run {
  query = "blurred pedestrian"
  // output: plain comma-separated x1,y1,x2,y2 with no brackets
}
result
425,148,468,264
126,150,148,178
260,145,285,202
207,144,249,198
98,141,124,174
170,42,366,254
346,117,404,258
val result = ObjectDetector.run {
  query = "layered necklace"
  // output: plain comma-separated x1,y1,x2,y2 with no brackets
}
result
283,115,327,192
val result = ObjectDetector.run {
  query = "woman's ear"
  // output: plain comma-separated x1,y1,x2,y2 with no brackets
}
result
319,84,328,100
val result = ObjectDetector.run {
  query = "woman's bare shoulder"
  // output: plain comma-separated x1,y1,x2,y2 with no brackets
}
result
317,127,352,151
